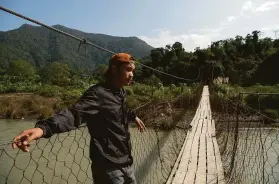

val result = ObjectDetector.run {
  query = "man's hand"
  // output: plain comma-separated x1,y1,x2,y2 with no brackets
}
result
135,117,146,132
12,128,43,152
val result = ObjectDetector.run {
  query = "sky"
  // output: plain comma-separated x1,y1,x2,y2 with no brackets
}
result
1,0,279,51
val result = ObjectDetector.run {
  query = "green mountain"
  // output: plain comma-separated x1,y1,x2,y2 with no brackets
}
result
0,24,153,72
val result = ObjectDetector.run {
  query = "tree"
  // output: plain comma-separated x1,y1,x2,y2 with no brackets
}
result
45,62,70,86
254,52,279,85
172,42,184,57
8,60,37,82
150,48,165,67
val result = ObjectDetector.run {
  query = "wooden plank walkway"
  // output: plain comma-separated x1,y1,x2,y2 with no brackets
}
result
166,86,225,184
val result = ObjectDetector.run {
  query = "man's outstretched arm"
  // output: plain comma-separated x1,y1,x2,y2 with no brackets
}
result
12,87,99,152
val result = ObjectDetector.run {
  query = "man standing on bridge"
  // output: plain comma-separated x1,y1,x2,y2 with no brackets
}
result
12,53,145,184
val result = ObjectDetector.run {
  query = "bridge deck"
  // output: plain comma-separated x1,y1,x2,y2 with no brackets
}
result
167,86,225,184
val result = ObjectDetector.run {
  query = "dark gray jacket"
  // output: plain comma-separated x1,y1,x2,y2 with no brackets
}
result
35,82,137,168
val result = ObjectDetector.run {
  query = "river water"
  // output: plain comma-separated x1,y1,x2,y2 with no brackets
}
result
219,128,279,184
0,119,187,184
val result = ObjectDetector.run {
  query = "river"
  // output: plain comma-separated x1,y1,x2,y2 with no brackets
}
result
219,128,279,184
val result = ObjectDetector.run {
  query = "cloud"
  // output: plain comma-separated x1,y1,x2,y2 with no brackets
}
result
139,1,279,51
255,1,279,12
241,0,279,15
139,28,223,51
227,16,236,22
241,1,254,14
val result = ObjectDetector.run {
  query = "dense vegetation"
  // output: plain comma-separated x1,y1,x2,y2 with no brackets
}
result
136,30,279,86
0,82,200,119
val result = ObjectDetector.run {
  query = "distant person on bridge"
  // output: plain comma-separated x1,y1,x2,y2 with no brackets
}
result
12,53,145,184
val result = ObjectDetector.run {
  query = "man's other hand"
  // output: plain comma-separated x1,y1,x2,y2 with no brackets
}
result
135,117,146,132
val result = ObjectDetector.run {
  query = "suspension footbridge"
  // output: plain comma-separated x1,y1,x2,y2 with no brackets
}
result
167,86,225,184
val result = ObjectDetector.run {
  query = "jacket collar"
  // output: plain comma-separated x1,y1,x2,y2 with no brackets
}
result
103,81,126,96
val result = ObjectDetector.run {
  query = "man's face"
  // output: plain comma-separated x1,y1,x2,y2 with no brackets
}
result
115,62,135,86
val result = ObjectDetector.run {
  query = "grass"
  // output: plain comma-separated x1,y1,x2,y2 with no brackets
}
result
0,94,57,119
0,82,202,121
211,84,279,122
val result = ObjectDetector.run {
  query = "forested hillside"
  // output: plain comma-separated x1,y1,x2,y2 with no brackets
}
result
0,24,153,73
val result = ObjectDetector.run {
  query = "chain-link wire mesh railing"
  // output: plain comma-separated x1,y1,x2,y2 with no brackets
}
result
210,86,279,184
